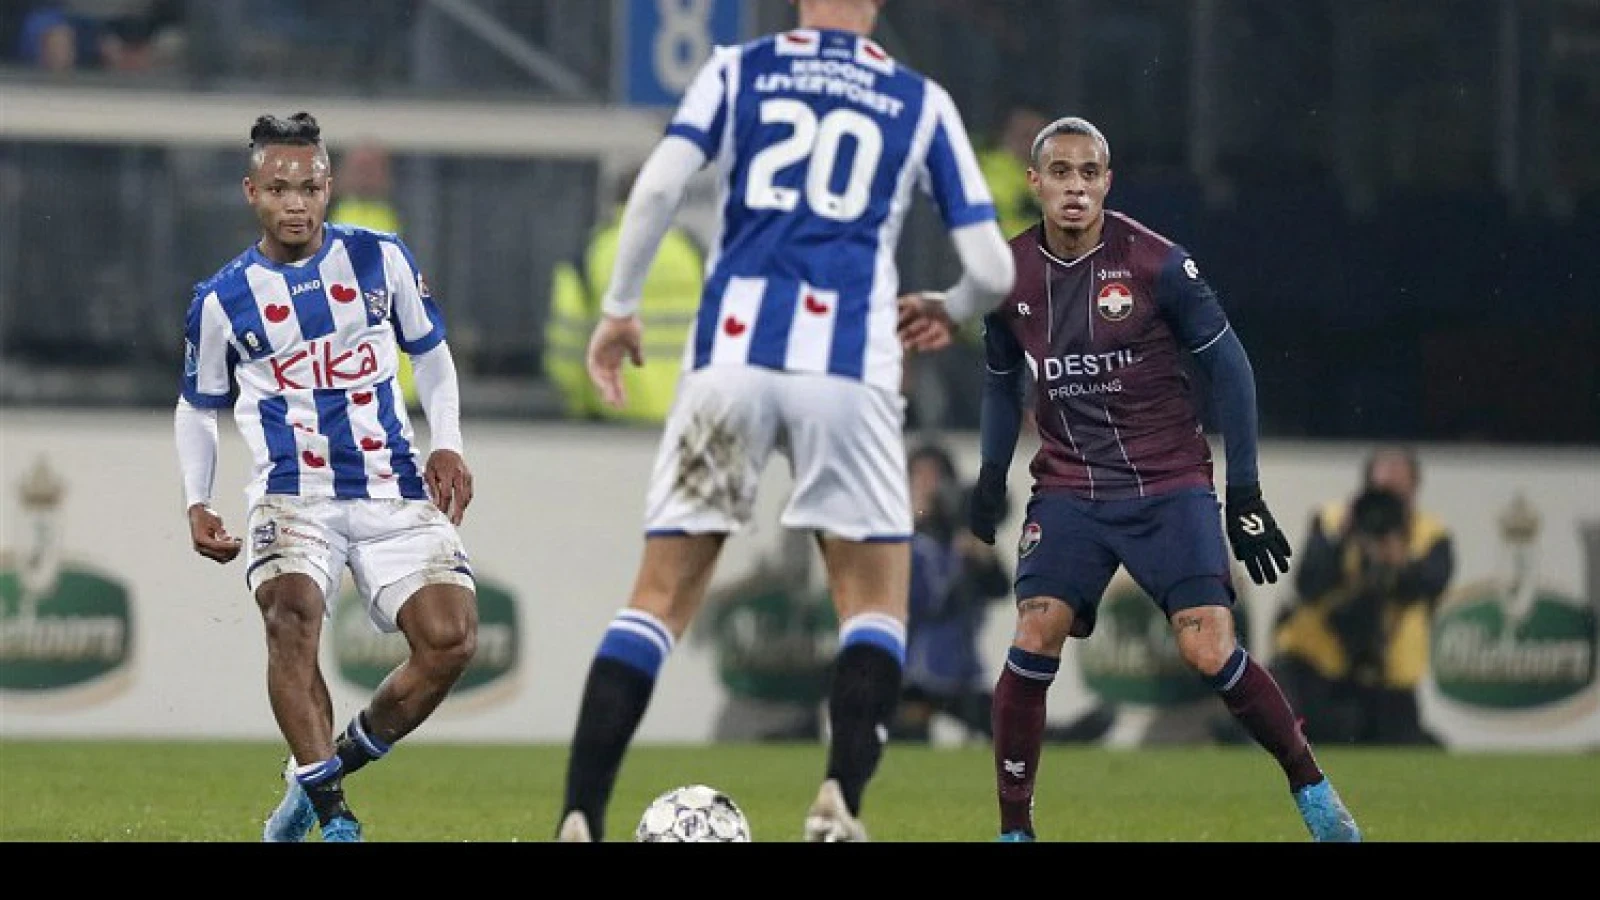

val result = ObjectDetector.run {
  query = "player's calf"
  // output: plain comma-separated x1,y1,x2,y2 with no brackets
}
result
992,646,1056,840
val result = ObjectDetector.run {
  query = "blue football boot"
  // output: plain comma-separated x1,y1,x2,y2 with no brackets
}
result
320,816,363,843
997,829,1037,842
261,759,317,843
1294,778,1362,842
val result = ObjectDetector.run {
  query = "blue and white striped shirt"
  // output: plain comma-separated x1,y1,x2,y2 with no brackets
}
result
180,224,443,505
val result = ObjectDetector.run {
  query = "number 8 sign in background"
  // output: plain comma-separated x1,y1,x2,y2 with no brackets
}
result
619,0,746,108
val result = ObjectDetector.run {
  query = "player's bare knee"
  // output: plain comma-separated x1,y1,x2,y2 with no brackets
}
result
399,586,478,675
255,574,324,637
427,616,477,678
1169,606,1237,676
1013,596,1072,654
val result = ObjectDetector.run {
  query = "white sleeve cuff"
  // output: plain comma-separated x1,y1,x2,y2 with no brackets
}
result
941,219,1016,322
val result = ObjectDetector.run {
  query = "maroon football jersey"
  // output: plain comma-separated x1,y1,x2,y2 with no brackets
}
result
987,211,1230,500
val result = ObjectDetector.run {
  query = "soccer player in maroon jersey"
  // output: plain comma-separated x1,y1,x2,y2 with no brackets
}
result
958,116,1361,841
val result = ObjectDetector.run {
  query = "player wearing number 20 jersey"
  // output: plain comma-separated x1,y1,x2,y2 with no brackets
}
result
606,24,1015,540
557,0,1014,845
664,27,1001,393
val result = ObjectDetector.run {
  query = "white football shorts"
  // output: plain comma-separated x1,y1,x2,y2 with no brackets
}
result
642,365,913,541
244,495,475,633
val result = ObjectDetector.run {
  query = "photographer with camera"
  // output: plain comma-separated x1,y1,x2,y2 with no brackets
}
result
1271,447,1455,745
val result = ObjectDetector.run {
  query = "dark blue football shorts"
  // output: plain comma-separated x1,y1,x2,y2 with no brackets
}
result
1012,486,1236,639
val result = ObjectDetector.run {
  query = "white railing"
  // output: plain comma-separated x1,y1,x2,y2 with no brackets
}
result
0,82,664,163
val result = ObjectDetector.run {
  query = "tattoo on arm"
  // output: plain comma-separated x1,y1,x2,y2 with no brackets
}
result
1018,598,1055,616
1173,612,1206,634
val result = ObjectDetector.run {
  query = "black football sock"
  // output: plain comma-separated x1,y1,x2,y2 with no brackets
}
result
824,642,903,817
334,709,390,778
562,656,656,840
296,758,356,826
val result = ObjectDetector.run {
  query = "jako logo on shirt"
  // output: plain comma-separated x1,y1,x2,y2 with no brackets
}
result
0,459,134,701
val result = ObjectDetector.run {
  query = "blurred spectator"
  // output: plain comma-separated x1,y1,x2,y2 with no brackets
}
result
1270,446,1455,745
891,443,1012,744
16,0,182,72
545,167,702,424
903,102,1046,431
330,140,402,236
978,103,1047,240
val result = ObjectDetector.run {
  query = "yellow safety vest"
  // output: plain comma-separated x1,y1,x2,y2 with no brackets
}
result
547,210,703,424
330,199,402,237
978,146,1040,241
1273,503,1451,688
945,146,1036,345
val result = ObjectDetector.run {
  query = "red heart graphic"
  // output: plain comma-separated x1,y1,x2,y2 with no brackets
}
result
264,304,290,323
723,316,747,337
351,391,373,405
291,421,312,433
330,284,357,303
301,450,326,468
804,294,830,315
377,470,393,479
360,437,384,451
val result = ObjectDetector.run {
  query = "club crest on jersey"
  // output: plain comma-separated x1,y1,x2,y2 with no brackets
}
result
364,288,390,320
1097,282,1134,322
251,521,277,551
1018,522,1042,558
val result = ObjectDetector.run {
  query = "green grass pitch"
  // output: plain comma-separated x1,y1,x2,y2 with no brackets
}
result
2,739,1596,842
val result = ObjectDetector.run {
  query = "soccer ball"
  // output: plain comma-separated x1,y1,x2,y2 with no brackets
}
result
634,784,752,842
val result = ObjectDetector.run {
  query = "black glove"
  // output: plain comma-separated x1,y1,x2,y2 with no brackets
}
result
967,462,1009,545
1225,483,1292,585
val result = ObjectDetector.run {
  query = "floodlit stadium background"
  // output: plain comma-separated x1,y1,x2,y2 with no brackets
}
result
1,0,1596,754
